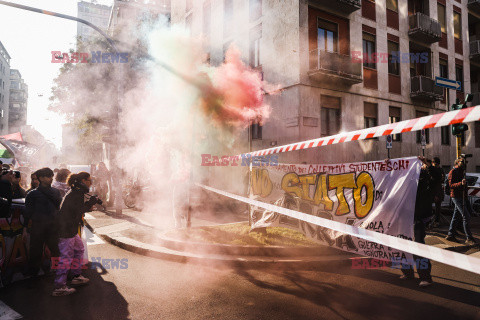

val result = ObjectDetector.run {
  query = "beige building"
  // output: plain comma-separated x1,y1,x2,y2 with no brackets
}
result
171,0,480,173
0,41,10,135
77,1,112,43
8,69,28,133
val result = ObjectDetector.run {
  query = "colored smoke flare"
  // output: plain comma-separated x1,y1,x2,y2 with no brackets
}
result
197,45,271,129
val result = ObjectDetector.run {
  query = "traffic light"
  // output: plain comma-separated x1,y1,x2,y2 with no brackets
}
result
451,95,473,136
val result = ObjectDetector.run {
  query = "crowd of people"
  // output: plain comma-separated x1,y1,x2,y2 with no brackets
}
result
0,162,106,296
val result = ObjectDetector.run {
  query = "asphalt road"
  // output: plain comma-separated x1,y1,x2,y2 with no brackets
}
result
1,229,479,320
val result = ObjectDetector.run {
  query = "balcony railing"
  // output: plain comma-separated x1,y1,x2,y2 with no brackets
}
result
470,40,480,61
468,0,480,14
309,0,361,14
410,76,443,102
408,13,441,44
308,49,362,85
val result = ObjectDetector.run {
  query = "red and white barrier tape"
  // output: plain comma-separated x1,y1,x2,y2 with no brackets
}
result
242,105,480,157
469,187,480,198
198,183,480,275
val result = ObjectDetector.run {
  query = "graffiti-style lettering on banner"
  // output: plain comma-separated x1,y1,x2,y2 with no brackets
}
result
249,157,421,263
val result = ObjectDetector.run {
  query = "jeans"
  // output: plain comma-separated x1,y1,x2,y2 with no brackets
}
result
54,235,85,289
448,197,474,240
401,220,432,282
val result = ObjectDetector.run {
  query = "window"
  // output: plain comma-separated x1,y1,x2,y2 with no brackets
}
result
203,2,211,38
454,12,461,40
441,125,450,145
362,32,376,69
439,59,448,78
476,121,480,148
317,19,338,53
224,0,233,37
250,25,262,68
251,123,262,140
389,107,401,141
388,41,400,75
438,4,446,33
320,96,341,136
364,103,377,139
456,64,463,92
416,111,430,144
250,0,262,22
386,0,398,12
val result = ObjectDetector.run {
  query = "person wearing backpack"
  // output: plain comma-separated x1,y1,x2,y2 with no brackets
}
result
446,158,477,245
400,157,434,287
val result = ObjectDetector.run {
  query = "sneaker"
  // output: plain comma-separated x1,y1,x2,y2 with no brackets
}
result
445,235,459,242
52,286,76,296
465,239,478,246
419,281,433,287
70,275,89,286
399,275,414,280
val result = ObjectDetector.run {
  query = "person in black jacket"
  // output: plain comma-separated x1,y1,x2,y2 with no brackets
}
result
24,168,62,280
53,172,98,296
0,169,13,218
400,157,434,287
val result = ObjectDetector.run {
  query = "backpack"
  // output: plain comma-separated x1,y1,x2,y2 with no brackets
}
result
444,171,451,196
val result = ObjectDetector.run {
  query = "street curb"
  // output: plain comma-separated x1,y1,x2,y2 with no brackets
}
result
85,220,355,270
157,231,343,257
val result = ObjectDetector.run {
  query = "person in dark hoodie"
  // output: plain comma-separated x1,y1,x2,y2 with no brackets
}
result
0,169,13,218
24,168,62,281
400,157,434,287
52,172,99,296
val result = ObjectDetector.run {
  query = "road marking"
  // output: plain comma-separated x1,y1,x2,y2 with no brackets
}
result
84,213,95,219
0,301,22,320
84,227,105,246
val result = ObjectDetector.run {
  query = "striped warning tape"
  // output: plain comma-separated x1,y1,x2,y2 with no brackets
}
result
197,183,480,275
468,187,480,198
242,105,480,157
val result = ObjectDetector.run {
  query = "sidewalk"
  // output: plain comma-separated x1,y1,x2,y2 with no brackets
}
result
84,208,355,269
84,206,480,268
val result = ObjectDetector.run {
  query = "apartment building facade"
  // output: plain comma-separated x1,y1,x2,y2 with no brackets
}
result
0,41,10,135
77,1,112,43
8,69,28,133
108,0,171,35
176,0,480,172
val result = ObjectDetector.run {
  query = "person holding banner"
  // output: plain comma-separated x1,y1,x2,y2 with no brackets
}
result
400,157,434,287
446,158,477,246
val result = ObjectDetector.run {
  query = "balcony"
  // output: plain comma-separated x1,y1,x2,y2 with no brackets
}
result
309,0,361,14
408,13,441,44
470,40,480,62
468,0,480,14
410,76,443,102
308,49,362,86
